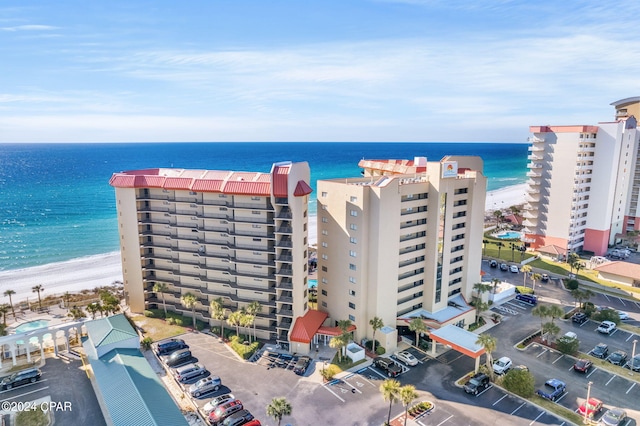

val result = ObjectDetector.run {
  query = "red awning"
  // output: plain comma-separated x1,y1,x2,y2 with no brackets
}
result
289,310,328,343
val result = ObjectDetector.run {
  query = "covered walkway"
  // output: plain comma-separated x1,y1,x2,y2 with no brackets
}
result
429,324,486,372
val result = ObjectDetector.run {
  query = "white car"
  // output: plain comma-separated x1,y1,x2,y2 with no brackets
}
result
597,320,617,335
509,265,519,273
492,356,512,375
618,311,630,321
394,351,418,366
202,393,235,415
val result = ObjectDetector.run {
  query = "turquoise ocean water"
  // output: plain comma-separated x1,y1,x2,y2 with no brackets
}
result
0,142,528,271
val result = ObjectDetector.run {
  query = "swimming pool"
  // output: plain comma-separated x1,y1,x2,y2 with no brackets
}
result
14,319,50,333
495,231,523,240
308,279,317,288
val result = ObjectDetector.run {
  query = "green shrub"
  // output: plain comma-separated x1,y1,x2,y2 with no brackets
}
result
320,365,338,381
566,279,579,290
592,309,620,325
375,346,386,355
556,336,579,356
515,286,534,294
166,317,175,325
143,310,155,318
502,369,535,397
140,337,154,351
228,335,259,359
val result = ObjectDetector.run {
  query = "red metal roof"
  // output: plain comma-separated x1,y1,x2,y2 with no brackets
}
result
221,180,271,195
191,179,224,192
293,180,313,196
358,159,427,174
272,165,290,197
289,310,328,343
317,324,356,337
164,177,193,190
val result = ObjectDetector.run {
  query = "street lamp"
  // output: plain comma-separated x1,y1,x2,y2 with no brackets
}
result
633,339,638,360
583,381,593,424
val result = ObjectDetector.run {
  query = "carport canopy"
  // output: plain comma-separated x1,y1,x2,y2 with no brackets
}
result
429,324,486,359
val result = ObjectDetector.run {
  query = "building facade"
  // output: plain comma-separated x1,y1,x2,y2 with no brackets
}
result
316,156,486,352
523,97,640,256
109,162,312,345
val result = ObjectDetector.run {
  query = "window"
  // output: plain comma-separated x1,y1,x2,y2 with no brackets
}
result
349,276,356,283
251,196,260,201
322,217,328,223
321,192,328,197
322,290,327,296
349,314,356,321
350,210,358,216
322,230,328,235
322,254,328,260
350,224,357,230
348,302,356,309
350,196,357,202
349,263,356,271
350,237,357,244
322,266,327,272
321,278,327,284
322,205,328,210
349,250,357,257
251,211,261,215
322,242,328,247
454,188,468,195
252,224,261,228
349,290,356,296
321,301,327,308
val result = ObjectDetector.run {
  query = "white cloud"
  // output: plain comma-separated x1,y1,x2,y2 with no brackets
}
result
1,24,57,31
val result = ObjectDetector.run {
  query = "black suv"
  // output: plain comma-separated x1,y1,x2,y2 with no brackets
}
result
463,372,490,395
156,338,188,356
293,356,311,375
373,357,402,377
1,368,42,390
590,343,608,359
165,349,193,367
571,312,588,324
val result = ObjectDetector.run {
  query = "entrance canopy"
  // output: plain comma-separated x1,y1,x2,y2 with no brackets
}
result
429,324,485,358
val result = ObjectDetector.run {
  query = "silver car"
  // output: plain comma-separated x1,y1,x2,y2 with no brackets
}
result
174,363,208,383
189,376,222,398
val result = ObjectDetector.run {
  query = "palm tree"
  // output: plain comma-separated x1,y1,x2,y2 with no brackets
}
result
153,282,169,317
542,321,560,343
210,297,226,339
531,272,542,293
475,334,497,380
399,385,418,426
180,292,198,330
62,291,72,312
474,300,489,324
473,282,492,303
226,310,242,336
491,278,501,297
266,397,292,426
531,304,550,340
240,311,254,342
32,285,44,311
380,379,401,426
496,241,505,258
408,318,427,348
329,333,348,363
86,302,101,320
574,261,585,277
494,210,504,228
246,301,262,342
547,305,564,326
3,289,16,319
0,304,9,327
482,239,489,256
369,316,384,354
520,265,532,287
567,252,580,272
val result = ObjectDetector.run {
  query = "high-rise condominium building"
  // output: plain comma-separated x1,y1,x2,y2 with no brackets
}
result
316,156,486,351
109,162,312,345
523,97,640,256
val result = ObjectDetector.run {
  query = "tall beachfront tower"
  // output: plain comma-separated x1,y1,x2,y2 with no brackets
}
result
109,162,312,346
523,97,640,256
316,156,486,352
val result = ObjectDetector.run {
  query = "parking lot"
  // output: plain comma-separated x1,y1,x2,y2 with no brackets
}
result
0,357,105,426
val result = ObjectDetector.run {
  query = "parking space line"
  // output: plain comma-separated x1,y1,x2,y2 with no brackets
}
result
322,382,346,402
552,354,564,364
368,367,387,379
493,394,507,406
579,320,589,327
556,393,567,402
436,415,454,426
476,385,493,397
586,368,597,378
610,329,618,336
341,377,362,394
536,348,548,358
0,386,49,400
617,297,626,306
626,383,636,394
567,364,575,371
529,411,545,425
604,294,611,301
625,333,634,342
510,402,525,415
605,375,615,386
634,301,640,309
354,374,377,388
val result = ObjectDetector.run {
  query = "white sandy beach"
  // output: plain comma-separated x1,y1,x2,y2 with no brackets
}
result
0,184,526,305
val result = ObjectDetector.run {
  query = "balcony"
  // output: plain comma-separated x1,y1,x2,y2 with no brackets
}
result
526,179,540,186
274,225,293,234
528,136,545,143
527,154,543,161
275,239,293,248
528,145,544,152
276,309,293,317
275,267,293,276
526,171,542,178
527,162,543,169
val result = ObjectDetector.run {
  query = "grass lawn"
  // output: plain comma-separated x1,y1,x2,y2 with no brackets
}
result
129,314,188,342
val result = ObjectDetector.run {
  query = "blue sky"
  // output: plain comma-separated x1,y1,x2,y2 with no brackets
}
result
1,0,639,143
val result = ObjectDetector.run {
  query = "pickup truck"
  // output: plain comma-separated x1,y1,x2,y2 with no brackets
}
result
535,379,566,401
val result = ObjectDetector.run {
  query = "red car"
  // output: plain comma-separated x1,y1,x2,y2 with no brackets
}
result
573,359,593,373
578,398,603,418
243,421,262,426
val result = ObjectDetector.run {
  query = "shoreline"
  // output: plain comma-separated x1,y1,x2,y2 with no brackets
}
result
0,184,527,305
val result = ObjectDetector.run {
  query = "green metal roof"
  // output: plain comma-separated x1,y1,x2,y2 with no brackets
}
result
84,314,139,348
83,346,189,426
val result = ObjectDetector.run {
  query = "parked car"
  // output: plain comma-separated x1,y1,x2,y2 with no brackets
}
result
599,407,627,426
571,312,588,324
156,338,188,356
578,398,603,419
500,263,508,271
535,378,566,401
463,372,490,395
597,321,617,334
606,350,628,366
573,359,593,373
242,420,262,426
221,409,254,426
492,356,512,375
293,356,311,375
189,376,222,398
164,349,193,367
203,394,235,415
489,260,498,268
541,274,549,282
394,351,418,367
624,355,640,372
617,311,630,321
0,368,42,390
515,294,537,306
208,400,244,425
174,363,208,383
509,264,519,273
563,331,578,341
590,343,609,359
373,357,402,377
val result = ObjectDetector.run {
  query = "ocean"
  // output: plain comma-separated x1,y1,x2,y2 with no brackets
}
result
0,142,528,271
